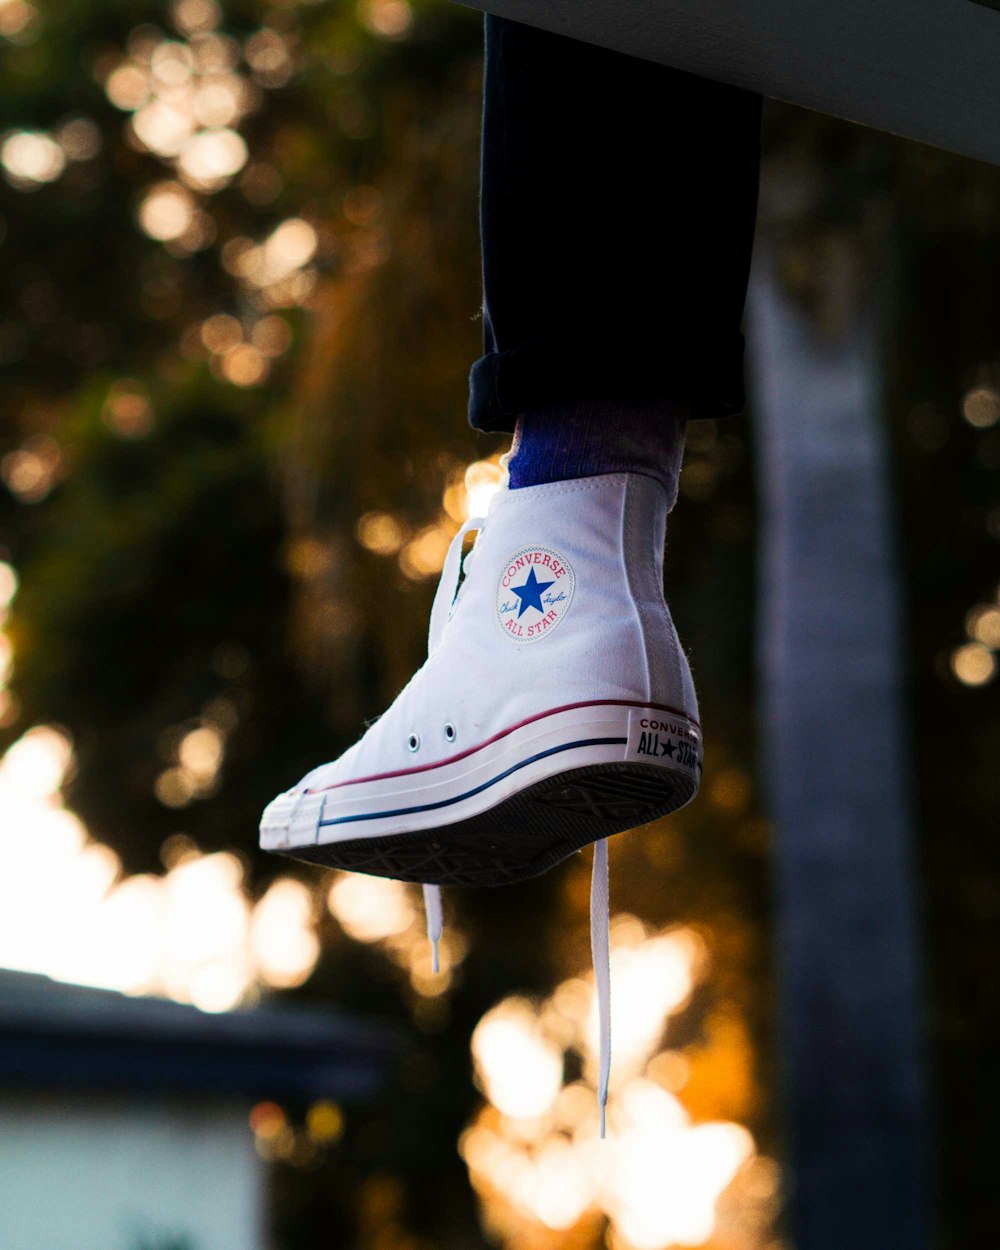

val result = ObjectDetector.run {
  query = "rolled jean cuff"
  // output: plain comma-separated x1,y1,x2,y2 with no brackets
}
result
468,335,747,434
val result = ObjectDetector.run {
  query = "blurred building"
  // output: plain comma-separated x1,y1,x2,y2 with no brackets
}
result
0,970,396,1250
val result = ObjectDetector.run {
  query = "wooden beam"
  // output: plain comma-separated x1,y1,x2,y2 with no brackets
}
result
456,0,1000,167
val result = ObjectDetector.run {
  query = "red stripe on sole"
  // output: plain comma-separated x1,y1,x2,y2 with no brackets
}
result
306,698,700,794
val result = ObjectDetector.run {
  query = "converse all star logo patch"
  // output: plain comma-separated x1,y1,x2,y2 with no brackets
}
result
496,546,575,644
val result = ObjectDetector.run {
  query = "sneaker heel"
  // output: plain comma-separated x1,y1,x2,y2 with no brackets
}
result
623,705,703,787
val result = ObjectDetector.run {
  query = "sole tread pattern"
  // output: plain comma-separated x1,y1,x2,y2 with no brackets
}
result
284,762,695,887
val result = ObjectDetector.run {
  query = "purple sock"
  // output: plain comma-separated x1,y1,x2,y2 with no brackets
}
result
506,398,689,507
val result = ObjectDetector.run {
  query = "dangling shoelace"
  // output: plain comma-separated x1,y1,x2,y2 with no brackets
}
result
420,514,612,1137
423,846,612,1136
590,837,611,1137
422,881,443,974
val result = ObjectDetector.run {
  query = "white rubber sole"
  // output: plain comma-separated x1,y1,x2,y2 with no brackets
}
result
260,701,701,883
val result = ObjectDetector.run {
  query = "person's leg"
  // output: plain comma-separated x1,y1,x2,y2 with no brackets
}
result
263,26,762,1127
472,16,762,500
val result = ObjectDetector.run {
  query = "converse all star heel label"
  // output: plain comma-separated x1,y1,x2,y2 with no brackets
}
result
625,706,702,775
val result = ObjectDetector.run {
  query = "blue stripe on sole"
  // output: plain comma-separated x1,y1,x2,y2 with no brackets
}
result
317,736,629,828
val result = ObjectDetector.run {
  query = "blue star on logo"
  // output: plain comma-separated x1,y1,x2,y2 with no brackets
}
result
512,566,555,618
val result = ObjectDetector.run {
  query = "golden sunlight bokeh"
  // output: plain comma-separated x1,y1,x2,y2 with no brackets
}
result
355,455,506,581
462,915,775,1250
327,869,467,997
0,704,320,1010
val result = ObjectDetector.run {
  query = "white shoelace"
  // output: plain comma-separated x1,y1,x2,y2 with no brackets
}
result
420,514,612,1137
590,837,611,1137
427,514,486,656
421,514,485,985
422,881,443,974
422,846,612,1136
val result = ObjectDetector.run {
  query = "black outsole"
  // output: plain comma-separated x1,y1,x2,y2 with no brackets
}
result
280,762,698,887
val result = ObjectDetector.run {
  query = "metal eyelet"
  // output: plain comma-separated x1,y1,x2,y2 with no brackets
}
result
407,732,420,752
444,722,457,743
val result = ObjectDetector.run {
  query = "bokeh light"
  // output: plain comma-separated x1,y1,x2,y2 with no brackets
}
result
951,641,996,687
472,998,565,1120
356,511,406,556
177,126,247,190
359,0,414,39
967,604,1000,649
0,130,65,188
328,873,416,942
327,869,467,996
462,917,768,1249
962,385,1000,429
137,180,196,241
0,0,40,43
0,717,320,1006
2,437,61,503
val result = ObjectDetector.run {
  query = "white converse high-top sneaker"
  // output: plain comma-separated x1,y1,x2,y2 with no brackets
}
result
260,472,702,887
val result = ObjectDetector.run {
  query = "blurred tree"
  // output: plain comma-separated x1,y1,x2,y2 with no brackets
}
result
752,104,1000,1249
751,236,929,1247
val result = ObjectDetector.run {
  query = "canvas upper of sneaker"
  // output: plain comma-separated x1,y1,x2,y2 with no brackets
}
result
293,471,698,796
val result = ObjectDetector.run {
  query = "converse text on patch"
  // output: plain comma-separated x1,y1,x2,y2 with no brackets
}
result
624,707,702,777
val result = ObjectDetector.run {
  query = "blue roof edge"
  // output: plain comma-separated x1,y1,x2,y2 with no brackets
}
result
0,969,402,1102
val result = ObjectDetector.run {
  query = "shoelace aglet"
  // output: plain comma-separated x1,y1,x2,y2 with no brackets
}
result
431,937,440,975
599,1103,606,1140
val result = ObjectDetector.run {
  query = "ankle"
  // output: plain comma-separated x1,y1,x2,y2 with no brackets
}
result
506,398,688,507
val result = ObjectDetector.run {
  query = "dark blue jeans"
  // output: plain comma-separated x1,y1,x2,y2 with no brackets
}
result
469,16,763,433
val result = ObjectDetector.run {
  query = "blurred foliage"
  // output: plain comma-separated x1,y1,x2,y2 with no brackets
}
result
0,2,996,1249
0,0,487,867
